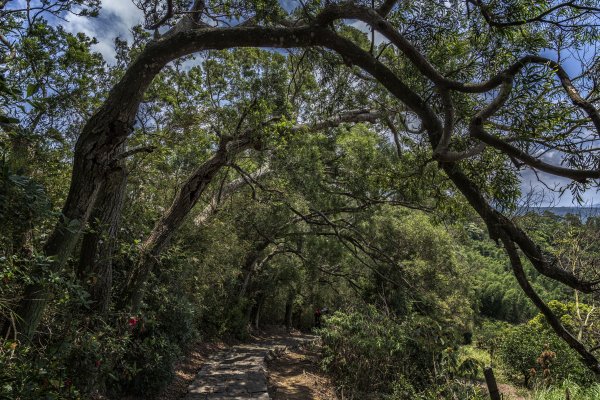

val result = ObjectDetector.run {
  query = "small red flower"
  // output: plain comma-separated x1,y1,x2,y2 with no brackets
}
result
95,360,102,368
128,316,138,327
64,378,72,387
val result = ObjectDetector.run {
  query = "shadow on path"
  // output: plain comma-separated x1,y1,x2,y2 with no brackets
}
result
266,339,337,400
184,332,316,400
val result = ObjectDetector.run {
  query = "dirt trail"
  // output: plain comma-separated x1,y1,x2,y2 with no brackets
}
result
184,341,272,399
266,341,338,400
493,383,527,400
164,332,319,400
475,379,527,400
155,342,227,400
157,333,526,400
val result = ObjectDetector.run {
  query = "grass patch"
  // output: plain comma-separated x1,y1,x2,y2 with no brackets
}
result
531,380,600,400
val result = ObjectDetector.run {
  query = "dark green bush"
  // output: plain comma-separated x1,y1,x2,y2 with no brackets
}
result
319,307,443,396
119,333,180,396
116,273,201,396
320,307,488,399
0,343,82,400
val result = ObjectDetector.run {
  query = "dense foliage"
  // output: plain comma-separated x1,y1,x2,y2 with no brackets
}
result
1,0,600,399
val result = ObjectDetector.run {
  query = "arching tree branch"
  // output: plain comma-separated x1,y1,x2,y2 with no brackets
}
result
471,124,600,182
499,233,600,374
468,0,600,29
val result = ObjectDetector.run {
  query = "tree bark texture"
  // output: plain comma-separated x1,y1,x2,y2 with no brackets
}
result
484,367,501,400
77,163,128,315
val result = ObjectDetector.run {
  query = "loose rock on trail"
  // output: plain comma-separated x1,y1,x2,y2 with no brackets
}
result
183,333,317,400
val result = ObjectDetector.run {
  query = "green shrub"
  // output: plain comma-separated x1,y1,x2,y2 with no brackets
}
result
319,307,446,396
198,296,250,339
474,319,511,365
116,276,201,396
0,342,82,400
498,324,595,387
61,323,129,394
119,333,179,396
385,368,486,400
320,309,405,394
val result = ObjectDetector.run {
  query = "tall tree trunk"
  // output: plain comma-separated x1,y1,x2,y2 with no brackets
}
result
12,183,104,339
124,138,253,312
284,288,295,332
77,163,128,315
253,293,265,330
237,240,270,301
11,46,169,338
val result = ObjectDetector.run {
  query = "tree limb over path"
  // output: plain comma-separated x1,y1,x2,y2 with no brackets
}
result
12,0,600,375
123,108,389,312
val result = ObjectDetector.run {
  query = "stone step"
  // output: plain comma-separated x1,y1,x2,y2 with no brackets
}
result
184,335,318,400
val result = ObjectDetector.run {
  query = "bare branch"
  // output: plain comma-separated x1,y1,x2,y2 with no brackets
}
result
384,116,403,157
189,0,205,23
434,89,455,155
290,109,386,132
475,77,513,121
194,165,271,225
315,0,600,133
471,124,600,183
442,165,599,293
109,145,156,165
435,142,486,162
145,0,174,30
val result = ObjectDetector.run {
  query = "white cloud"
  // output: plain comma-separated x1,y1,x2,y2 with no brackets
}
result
520,149,600,206
519,167,598,207
63,0,143,64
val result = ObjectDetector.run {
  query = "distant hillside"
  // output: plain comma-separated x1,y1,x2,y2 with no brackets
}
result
526,206,600,220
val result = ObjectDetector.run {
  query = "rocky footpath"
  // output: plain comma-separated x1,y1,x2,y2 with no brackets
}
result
184,335,315,400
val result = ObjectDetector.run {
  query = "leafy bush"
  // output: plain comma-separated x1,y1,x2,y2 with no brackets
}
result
498,323,595,387
320,307,453,396
119,333,180,396
116,274,201,396
0,343,82,400
372,343,488,400
320,308,411,394
474,319,511,366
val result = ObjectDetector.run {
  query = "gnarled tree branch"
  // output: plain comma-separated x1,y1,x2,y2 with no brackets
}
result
499,233,600,374
468,0,600,29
